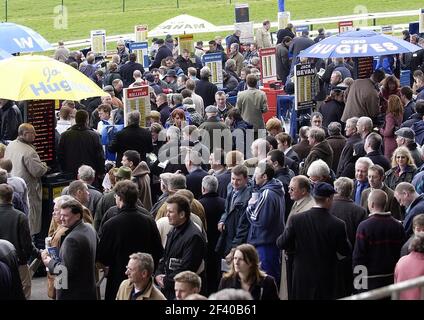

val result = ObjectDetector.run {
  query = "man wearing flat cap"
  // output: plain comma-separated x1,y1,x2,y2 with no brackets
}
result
165,69,178,93
395,127,423,168
277,182,351,299
198,106,230,152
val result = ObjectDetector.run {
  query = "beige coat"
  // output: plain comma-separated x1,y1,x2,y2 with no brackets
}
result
287,194,315,225
229,52,245,76
116,278,166,300
255,27,272,49
5,138,48,235
236,88,268,129
132,161,152,211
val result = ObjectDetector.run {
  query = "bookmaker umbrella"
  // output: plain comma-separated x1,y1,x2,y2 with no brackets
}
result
298,30,422,59
0,22,52,54
0,55,108,101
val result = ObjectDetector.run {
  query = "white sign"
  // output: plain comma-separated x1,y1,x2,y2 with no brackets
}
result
235,22,254,44
202,53,223,89
90,30,106,56
259,47,277,83
278,11,290,30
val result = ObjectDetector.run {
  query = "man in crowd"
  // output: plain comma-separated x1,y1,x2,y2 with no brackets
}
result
360,164,402,220
116,252,166,300
5,124,48,235
41,199,97,300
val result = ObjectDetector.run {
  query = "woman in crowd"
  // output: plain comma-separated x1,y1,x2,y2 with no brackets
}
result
394,234,424,300
384,146,417,190
379,75,401,113
218,244,279,300
379,95,403,159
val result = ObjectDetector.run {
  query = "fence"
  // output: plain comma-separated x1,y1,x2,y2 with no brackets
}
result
54,9,420,50
341,275,424,300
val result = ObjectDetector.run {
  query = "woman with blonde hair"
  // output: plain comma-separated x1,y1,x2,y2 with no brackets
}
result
218,244,279,300
384,146,417,190
380,95,403,159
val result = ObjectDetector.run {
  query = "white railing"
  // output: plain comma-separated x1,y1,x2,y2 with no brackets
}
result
53,9,420,50
340,275,424,300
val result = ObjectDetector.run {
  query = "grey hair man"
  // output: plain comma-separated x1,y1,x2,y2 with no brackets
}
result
116,252,166,300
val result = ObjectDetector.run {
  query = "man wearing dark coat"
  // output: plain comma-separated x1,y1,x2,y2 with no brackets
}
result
57,110,105,179
363,133,391,172
108,110,153,167
0,99,22,143
97,180,163,300
277,182,351,300
42,199,98,300
198,175,226,294
119,53,145,88
155,194,206,300
336,117,362,178
353,189,405,292
0,239,25,300
276,23,295,44
150,39,173,69
325,122,347,173
276,37,292,84
195,67,219,107
300,127,333,176
184,151,208,200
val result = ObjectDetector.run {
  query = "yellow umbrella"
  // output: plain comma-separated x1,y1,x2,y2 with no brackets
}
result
0,55,108,101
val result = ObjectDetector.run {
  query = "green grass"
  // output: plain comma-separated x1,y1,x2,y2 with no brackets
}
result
0,0,421,44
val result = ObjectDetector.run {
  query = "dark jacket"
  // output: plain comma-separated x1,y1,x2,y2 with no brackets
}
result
199,117,231,152
175,55,195,75
276,27,295,44
119,61,145,88
108,123,153,167
158,103,171,127
353,213,405,290
199,192,226,294
0,240,25,300
0,101,22,143
277,207,351,300
366,150,391,172
384,165,417,191
97,206,163,300
330,196,367,247
216,184,253,257
319,100,345,129
218,274,279,300
300,140,333,176
156,218,207,300
276,43,290,83
216,169,232,199
57,124,105,178
403,194,424,237
47,220,98,300
0,204,37,265
326,135,347,173
246,179,285,246
336,133,362,178
401,112,423,128
186,168,209,200
291,140,311,162
150,45,173,69
195,79,218,107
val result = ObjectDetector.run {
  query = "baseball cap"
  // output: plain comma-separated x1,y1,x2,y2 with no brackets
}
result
312,182,337,198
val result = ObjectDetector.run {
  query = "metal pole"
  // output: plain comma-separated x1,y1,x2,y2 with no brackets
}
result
5,0,7,22
123,0,125,12
176,0,179,9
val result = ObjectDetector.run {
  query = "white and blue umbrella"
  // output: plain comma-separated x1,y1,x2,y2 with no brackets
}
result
0,22,52,54
0,48,12,60
298,30,422,59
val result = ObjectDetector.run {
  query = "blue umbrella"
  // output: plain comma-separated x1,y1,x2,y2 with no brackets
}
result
0,22,52,54
298,30,422,59
0,48,12,60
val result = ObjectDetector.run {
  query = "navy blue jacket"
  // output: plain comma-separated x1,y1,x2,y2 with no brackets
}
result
404,194,424,237
246,179,285,246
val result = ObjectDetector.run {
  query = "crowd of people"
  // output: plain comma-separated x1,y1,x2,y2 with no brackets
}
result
1,21,424,301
